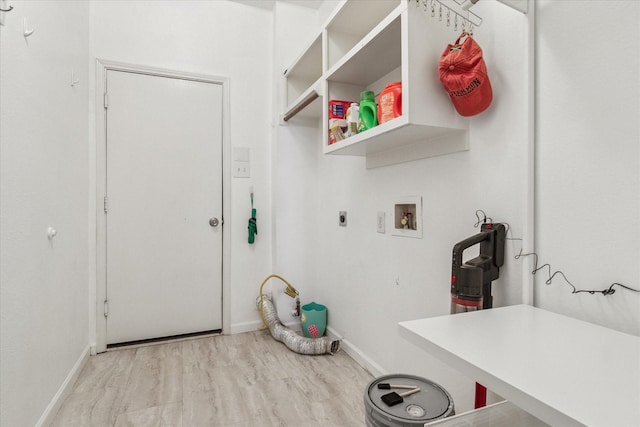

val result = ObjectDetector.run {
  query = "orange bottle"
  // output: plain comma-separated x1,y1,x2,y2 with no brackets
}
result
377,82,402,124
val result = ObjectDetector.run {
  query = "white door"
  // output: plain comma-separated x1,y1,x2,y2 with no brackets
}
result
105,70,223,345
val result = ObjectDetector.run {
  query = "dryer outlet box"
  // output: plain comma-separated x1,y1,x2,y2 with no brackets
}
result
339,211,347,227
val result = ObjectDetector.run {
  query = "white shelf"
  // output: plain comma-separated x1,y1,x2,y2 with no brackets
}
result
282,33,323,121
282,81,322,123
399,305,640,427
497,0,528,14
326,0,401,70
324,115,463,155
282,0,469,167
325,115,467,168
326,11,402,86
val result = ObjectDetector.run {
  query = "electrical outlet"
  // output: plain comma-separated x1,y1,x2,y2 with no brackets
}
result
339,211,347,227
377,212,385,233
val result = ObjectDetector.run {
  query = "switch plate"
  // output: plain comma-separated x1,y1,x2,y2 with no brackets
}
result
377,212,385,233
233,147,250,178
339,211,347,227
233,161,250,178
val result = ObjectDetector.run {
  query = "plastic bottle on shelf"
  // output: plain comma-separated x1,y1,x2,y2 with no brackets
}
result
378,82,402,124
346,103,359,137
358,91,377,132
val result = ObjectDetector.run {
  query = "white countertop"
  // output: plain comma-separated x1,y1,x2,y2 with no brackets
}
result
398,304,640,427
426,400,549,427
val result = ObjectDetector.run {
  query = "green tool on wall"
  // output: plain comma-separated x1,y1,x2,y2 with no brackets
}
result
248,191,257,244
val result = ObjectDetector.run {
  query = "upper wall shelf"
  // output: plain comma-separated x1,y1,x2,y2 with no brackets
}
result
281,0,472,167
497,0,528,14
325,0,401,71
326,10,402,86
282,33,323,123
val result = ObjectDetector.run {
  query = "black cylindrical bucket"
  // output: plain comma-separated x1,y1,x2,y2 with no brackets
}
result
364,374,454,427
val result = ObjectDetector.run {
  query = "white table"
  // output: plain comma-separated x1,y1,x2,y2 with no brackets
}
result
398,304,640,427
426,401,549,426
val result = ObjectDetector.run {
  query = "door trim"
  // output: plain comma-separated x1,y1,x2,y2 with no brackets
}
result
94,59,231,353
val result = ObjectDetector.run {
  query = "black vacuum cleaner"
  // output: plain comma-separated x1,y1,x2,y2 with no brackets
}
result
450,222,506,312
450,222,506,409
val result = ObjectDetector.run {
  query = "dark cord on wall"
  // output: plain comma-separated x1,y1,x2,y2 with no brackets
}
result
515,250,640,296
473,210,640,297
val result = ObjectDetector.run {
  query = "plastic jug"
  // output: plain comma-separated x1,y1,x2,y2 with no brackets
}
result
346,103,359,137
358,91,377,132
377,82,402,124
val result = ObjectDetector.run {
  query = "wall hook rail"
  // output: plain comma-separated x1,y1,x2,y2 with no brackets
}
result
23,17,34,37
416,0,483,33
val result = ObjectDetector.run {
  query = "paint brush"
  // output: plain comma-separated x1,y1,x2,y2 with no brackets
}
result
381,387,420,406
377,383,418,390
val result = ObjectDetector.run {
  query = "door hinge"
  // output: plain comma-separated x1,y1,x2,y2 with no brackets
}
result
103,300,109,318
103,92,108,109
103,196,108,214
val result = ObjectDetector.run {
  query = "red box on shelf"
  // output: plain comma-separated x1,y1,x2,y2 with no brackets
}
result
329,100,352,120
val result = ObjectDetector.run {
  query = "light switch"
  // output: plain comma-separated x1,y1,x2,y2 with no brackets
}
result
377,212,385,233
233,161,250,178
233,147,250,178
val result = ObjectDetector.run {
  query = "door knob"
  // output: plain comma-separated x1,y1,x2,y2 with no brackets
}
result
209,217,219,227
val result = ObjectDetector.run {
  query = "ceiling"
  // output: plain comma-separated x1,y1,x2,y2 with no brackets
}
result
232,0,324,10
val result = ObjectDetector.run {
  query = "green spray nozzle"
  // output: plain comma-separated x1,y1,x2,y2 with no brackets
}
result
248,192,257,244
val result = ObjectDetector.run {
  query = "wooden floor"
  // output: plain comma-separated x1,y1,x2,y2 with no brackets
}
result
51,330,373,426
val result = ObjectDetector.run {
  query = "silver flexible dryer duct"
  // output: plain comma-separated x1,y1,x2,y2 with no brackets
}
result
260,294,340,355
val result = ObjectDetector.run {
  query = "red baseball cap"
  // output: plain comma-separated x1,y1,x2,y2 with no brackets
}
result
439,33,492,117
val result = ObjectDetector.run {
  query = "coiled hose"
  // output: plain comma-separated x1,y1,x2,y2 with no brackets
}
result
258,274,340,355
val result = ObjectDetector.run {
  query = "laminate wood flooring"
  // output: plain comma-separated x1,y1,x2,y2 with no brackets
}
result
51,331,374,426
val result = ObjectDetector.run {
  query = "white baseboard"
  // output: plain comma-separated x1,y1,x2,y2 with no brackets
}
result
326,326,387,378
36,345,90,427
230,320,263,334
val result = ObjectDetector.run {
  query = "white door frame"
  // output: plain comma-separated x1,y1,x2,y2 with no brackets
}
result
94,59,232,353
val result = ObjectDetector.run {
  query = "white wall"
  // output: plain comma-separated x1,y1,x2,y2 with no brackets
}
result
270,2,323,326
3,1,277,422
0,2,90,426
273,0,640,415
273,0,530,413
535,0,640,335
88,0,275,336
